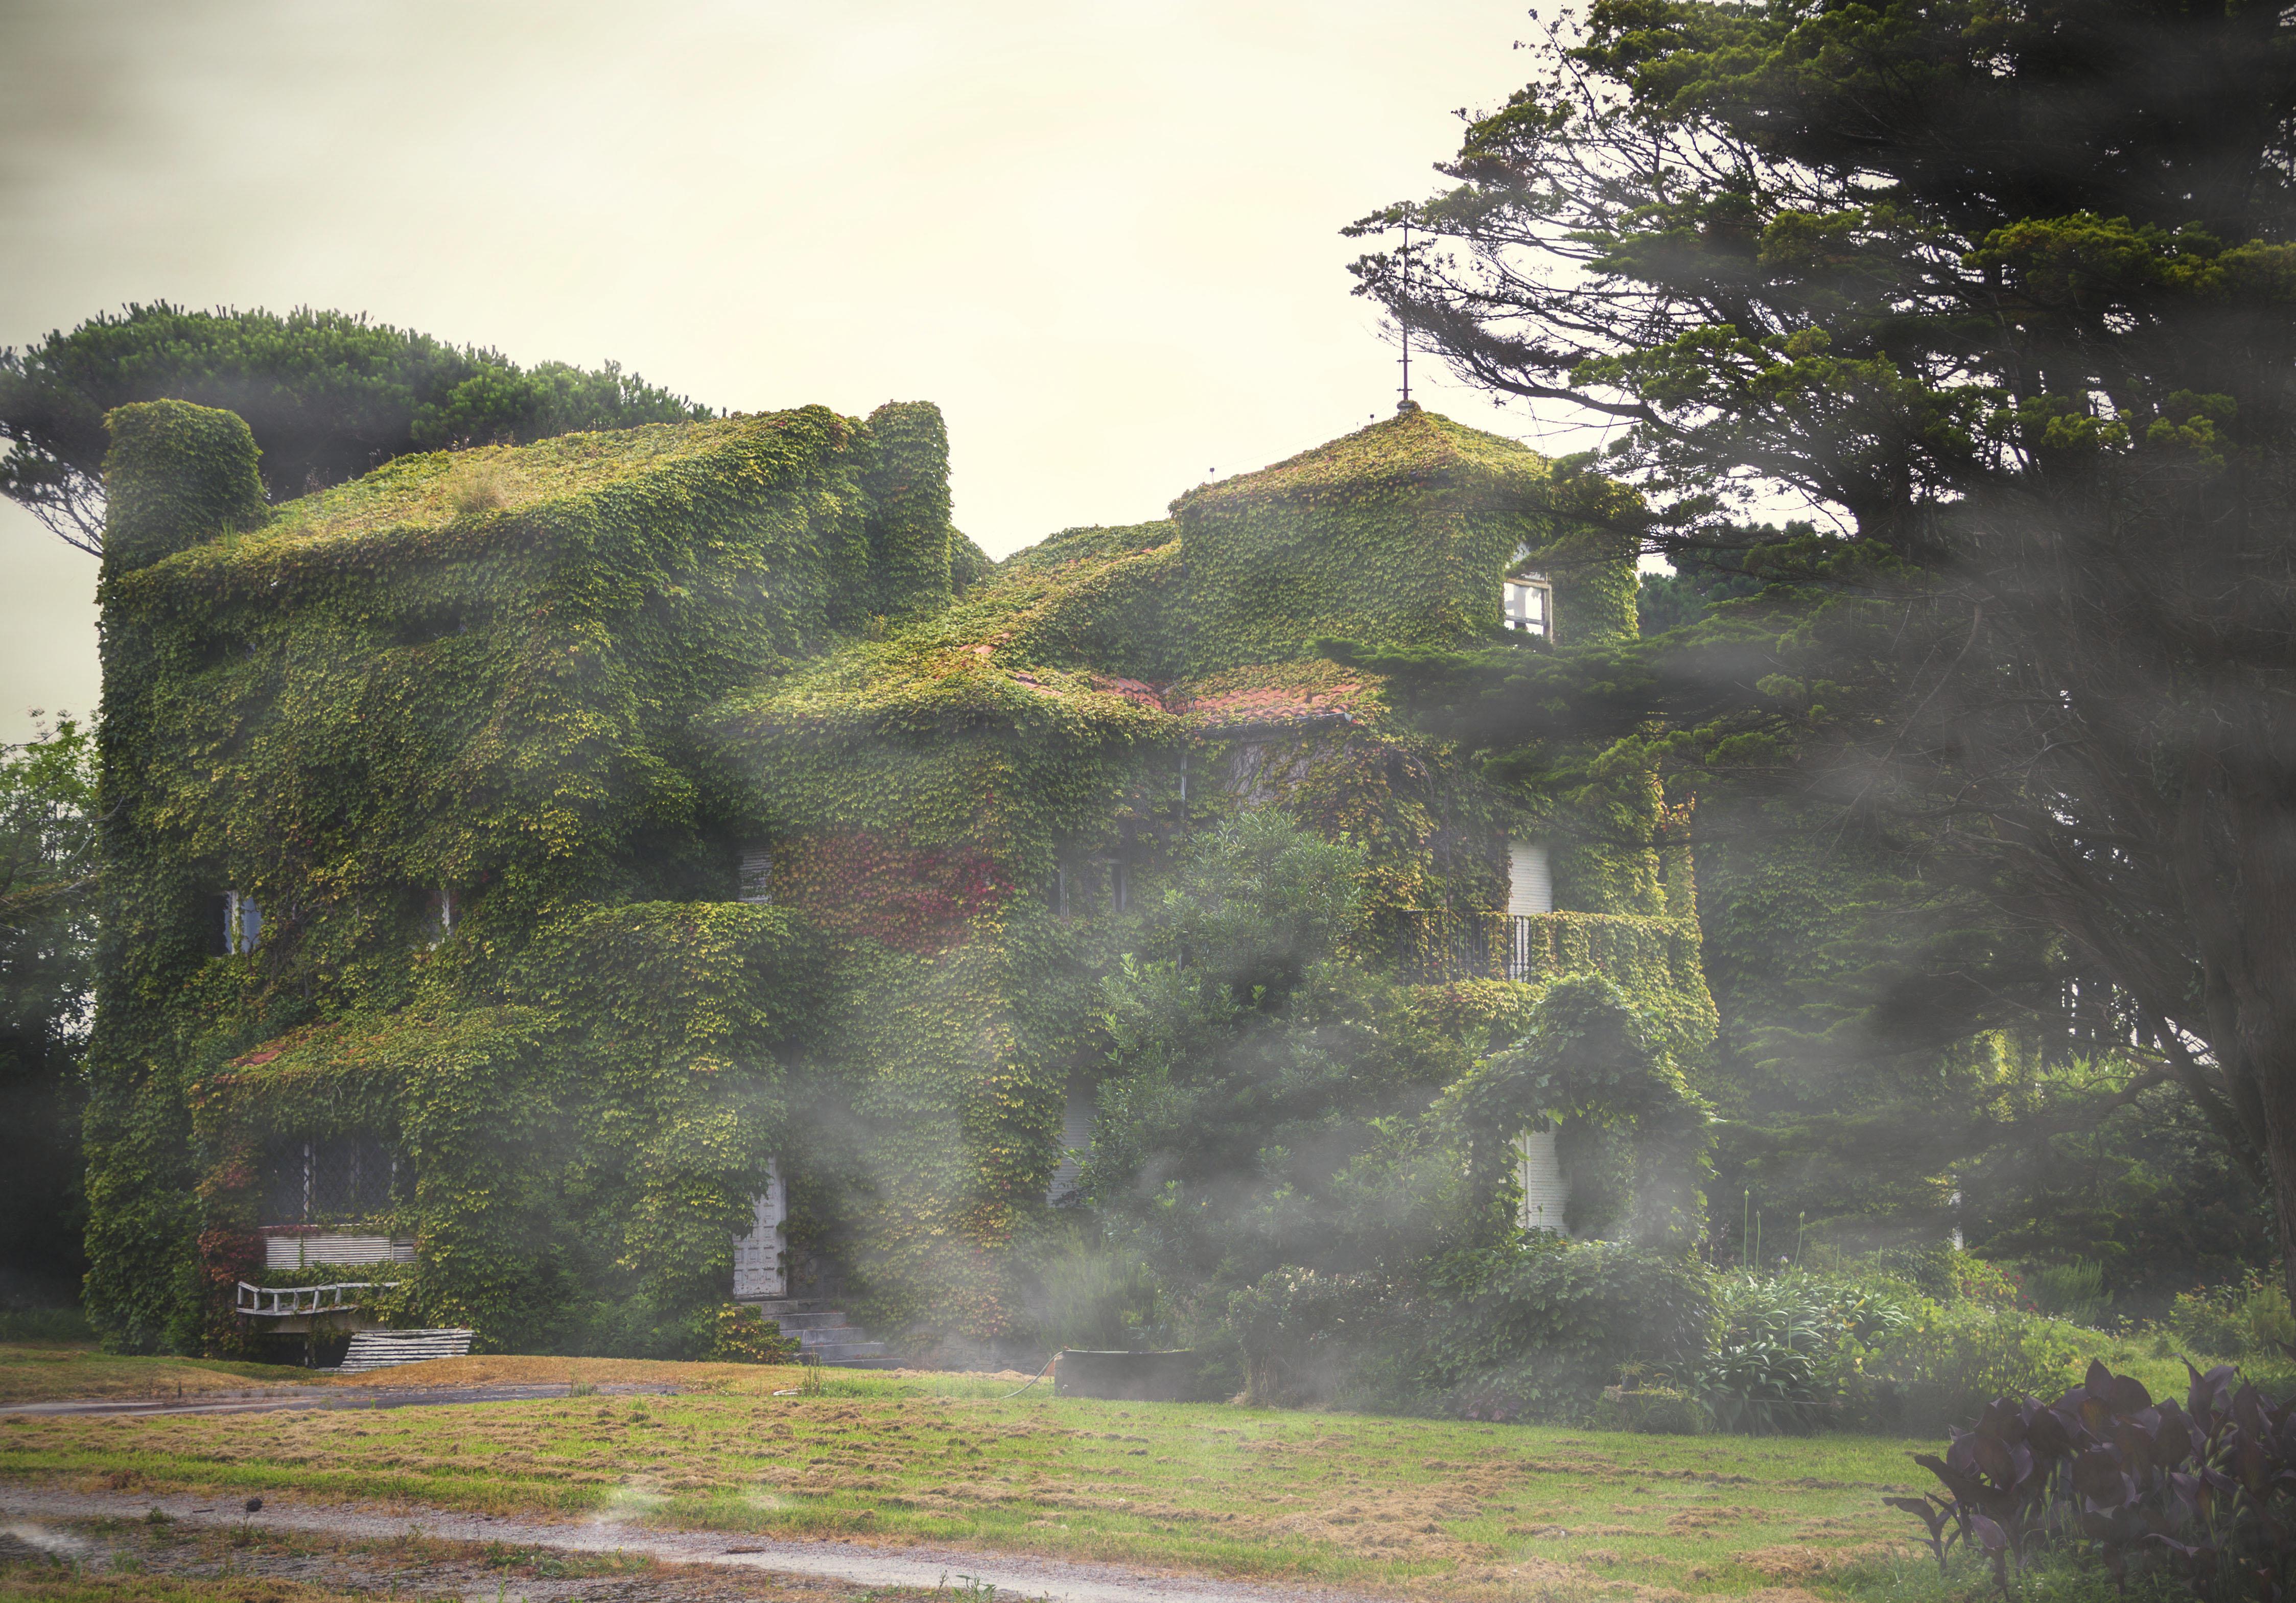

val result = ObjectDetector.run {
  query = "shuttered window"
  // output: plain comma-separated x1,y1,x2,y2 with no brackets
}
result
1048,1080,1096,1203
737,845,774,905
1506,840,1553,916
1515,1127,1570,1234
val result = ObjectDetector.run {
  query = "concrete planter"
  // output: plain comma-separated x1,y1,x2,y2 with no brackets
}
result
1053,1349,1197,1402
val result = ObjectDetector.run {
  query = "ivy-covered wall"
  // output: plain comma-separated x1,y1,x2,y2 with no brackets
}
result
85,399,943,1353
85,397,1711,1356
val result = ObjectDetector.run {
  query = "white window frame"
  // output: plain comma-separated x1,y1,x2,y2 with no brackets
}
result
224,891,262,955
1504,573,1554,637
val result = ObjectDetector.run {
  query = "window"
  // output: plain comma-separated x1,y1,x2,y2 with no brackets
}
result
266,1134,401,1224
1504,574,1553,637
423,886,457,948
1505,839,1552,917
1515,1127,1570,1234
1048,1079,1097,1203
737,845,774,905
214,891,262,956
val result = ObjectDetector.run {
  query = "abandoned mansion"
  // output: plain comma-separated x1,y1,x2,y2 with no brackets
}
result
82,393,1715,1358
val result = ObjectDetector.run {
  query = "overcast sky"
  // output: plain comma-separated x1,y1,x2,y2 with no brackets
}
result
0,0,1581,745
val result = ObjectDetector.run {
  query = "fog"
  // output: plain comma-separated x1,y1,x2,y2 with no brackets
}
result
0,0,1573,743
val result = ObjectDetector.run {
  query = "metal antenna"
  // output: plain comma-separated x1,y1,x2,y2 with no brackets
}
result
1397,209,1413,409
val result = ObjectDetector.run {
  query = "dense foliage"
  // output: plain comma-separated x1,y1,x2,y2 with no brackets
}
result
0,304,709,551
0,717,96,1307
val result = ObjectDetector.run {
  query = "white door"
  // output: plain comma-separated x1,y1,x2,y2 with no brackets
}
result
732,1157,787,1298
1506,840,1553,916
1515,1127,1570,1234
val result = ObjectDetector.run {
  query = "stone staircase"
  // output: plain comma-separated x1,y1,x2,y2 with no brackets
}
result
742,1299,893,1366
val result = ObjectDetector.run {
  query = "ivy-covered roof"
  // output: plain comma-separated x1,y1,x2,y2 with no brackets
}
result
262,413,848,544
1169,404,1552,516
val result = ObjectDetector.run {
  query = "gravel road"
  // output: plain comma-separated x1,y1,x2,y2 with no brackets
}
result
0,1484,1357,1603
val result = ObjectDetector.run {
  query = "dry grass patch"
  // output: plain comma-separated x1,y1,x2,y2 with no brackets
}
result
0,1348,317,1408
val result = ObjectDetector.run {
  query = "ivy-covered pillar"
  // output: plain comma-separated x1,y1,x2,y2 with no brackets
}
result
84,401,270,1351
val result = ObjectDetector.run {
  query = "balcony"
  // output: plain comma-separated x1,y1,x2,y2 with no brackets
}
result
236,1280,397,1318
1396,909,1698,991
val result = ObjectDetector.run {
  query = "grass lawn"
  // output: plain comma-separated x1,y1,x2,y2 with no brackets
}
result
0,1361,1945,1600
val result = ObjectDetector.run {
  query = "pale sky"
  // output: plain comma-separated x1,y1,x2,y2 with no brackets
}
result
0,0,1586,744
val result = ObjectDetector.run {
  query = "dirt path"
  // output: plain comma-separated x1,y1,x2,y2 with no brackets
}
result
0,1484,1358,1603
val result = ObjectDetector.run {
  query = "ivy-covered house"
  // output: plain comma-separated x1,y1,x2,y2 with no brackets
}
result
82,393,1714,1358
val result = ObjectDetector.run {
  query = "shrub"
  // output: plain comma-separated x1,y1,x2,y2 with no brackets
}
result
1592,1384,1712,1434
1432,1240,1718,1422
1021,1235,1169,1355
2165,1270,2295,1360
707,1304,800,1364
2022,1258,2107,1324
1856,1299,2090,1435
0,1306,94,1342
1227,1266,1381,1406
1698,1270,1913,1433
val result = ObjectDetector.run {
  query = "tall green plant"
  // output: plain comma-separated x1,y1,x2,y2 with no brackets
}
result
0,715,97,1306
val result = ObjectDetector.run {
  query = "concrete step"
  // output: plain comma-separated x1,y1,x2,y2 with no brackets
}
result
741,1299,841,1317
810,1341,889,1362
766,1311,852,1330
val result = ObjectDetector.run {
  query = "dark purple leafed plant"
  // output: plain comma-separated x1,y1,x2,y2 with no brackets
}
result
1890,1358,2296,1600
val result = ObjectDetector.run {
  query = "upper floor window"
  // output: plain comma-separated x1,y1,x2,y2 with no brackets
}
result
266,1133,401,1225
1506,838,1553,917
423,886,458,948
737,845,775,905
214,891,262,956
1504,574,1553,637
1048,854,1131,920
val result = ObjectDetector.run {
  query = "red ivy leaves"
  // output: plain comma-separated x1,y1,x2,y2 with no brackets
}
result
777,830,1009,954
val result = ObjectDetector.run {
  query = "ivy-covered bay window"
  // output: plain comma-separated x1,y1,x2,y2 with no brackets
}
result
261,1133,413,1268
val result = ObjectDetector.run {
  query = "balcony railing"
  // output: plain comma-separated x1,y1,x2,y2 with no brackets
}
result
1396,909,1695,989
235,1281,400,1318
1400,911,1551,982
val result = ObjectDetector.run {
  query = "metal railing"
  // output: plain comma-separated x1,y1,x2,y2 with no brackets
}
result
235,1281,400,1318
1398,911,1550,983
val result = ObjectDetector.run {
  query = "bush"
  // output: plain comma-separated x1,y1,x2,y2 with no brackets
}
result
2022,1258,2107,1324
1228,1266,1382,1406
1855,1299,2090,1435
2165,1270,2295,1360
1432,1240,1718,1422
1592,1384,1713,1434
0,1306,92,1343
1698,1270,1913,1433
1022,1234,1169,1355
707,1305,800,1364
